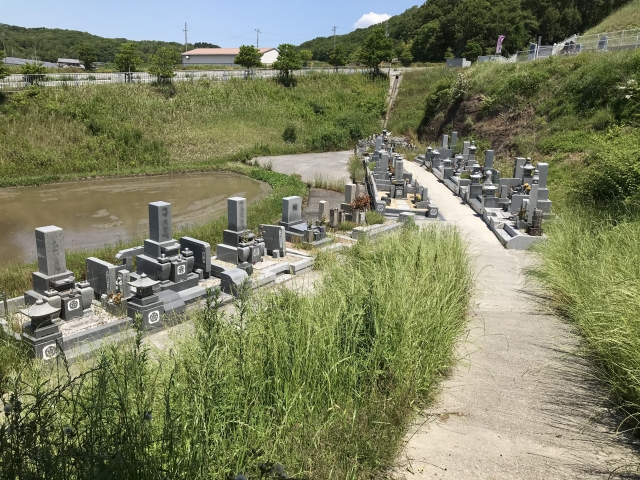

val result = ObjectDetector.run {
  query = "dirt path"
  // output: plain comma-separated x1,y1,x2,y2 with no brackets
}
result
394,162,639,479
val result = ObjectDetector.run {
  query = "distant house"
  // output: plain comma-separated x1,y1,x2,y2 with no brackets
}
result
181,48,279,66
57,58,83,68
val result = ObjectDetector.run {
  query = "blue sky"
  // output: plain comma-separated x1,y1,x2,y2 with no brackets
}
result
2,1,420,47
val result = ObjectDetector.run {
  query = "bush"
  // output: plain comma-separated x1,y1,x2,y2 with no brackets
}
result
282,124,297,143
365,210,385,225
310,126,348,151
337,220,358,231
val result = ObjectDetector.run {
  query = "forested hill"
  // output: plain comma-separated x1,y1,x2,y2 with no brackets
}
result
299,0,634,63
0,24,219,63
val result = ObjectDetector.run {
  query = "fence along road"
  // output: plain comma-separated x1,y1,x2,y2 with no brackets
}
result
0,66,412,92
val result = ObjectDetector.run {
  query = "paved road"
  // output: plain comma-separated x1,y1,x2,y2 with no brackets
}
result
393,162,639,478
255,151,352,184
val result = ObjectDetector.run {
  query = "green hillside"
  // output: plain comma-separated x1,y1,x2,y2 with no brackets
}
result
585,0,640,33
0,24,218,63
300,0,634,63
388,47,640,432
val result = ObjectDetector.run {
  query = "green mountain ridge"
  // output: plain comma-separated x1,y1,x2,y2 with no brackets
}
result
300,0,635,63
0,24,218,64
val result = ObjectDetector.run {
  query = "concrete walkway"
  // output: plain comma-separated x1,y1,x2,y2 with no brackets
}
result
395,162,639,479
255,151,352,184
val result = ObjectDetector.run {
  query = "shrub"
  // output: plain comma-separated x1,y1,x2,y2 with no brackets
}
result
282,124,297,143
337,220,357,231
365,210,385,225
310,126,347,151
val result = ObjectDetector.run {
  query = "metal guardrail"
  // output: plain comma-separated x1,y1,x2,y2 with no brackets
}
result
0,66,409,91
504,27,640,64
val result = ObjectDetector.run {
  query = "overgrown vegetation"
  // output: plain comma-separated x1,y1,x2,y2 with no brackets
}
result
585,0,640,33
388,47,640,432
0,74,387,187
0,226,471,479
300,0,633,63
0,23,197,64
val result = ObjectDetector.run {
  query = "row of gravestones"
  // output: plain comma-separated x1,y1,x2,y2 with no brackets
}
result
361,134,440,218
416,132,552,245
10,194,325,360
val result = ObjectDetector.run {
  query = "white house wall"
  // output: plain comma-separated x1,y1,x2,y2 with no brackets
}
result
182,54,235,66
260,50,279,66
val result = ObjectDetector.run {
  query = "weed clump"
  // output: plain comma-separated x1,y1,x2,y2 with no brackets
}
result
282,124,297,143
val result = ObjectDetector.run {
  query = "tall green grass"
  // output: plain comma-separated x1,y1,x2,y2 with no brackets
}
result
530,209,640,429
0,225,472,479
388,48,640,434
0,74,387,187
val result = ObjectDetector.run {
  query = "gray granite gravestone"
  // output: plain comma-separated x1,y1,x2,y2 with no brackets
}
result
484,150,495,171
319,201,328,221
227,197,247,232
345,184,356,204
260,225,286,257
149,201,172,243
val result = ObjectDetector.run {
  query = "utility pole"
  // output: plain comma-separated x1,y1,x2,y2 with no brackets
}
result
255,28,261,48
332,26,338,48
1,33,5,56
385,21,389,38
183,22,188,52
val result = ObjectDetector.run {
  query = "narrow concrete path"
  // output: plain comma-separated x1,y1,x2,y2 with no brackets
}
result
255,151,351,184
395,162,639,479
384,73,403,130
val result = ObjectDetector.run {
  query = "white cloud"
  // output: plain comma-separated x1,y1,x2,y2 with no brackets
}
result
354,12,391,29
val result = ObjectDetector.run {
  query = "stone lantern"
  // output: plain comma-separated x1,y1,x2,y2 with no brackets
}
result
127,274,164,330
469,142,477,161
523,158,535,180
482,170,498,197
20,299,63,360
21,299,60,331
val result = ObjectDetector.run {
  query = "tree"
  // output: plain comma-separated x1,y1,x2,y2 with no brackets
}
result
77,43,97,71
114,42,142,72
349,47,362,65
0,51,8,80
463,40,483,61
272,44,302,85
21,62,47,85
358,29,394,75
148,47,181,82
399,45,414,66
299,49,313,68
329,44,348,67
194,42,220,48
234,45,263,72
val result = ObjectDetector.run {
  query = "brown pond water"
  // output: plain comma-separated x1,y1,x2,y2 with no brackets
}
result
0,172,271,267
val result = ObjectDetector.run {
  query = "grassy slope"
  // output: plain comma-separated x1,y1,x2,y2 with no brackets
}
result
585,0,640,33
0,74,387,187
389,50,640,429
1,225,472,479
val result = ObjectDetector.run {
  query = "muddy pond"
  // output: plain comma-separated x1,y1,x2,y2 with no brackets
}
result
0,172,271,268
